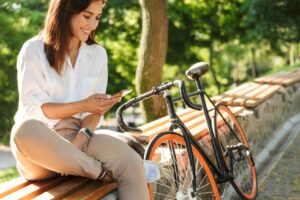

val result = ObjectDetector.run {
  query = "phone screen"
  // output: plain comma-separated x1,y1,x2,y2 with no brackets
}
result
111,89,132,99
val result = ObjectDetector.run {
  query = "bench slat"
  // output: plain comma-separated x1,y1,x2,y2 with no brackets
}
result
245,85,281,107
280,72,300,86
224,82,252,96
183,112,206,130
254,71,290,83
254,70,300,86
210,95,223,103
81,183,117,200
33,177,91,200
269,71,300,85
229,83,261,97
1,176,69,200
64,182,117,200
232,84,270,106
136,109,202,142
189,106,243,139
0,177,30,198
139,108,193,132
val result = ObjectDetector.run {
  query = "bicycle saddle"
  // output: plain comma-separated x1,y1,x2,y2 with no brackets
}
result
185,62,209,80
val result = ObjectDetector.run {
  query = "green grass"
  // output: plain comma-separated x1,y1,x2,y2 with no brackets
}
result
0,167,19,184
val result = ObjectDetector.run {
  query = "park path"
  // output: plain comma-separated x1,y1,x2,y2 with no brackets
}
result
256,129,300,200
0,146,16,170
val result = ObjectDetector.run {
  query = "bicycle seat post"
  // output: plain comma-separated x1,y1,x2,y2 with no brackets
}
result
195,77,204,91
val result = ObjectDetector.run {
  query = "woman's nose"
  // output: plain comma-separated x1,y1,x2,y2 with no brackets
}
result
89,19,99,30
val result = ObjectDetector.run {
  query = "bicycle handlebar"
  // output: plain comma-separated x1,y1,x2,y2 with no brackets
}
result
116,80,202,133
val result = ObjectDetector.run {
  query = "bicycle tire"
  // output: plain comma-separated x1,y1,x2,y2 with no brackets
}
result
145,131,220,200
214,104,257,199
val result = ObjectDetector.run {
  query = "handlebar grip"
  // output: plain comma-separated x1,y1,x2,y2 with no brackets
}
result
116,82,176,134
177,81,202,111
116,99,143,133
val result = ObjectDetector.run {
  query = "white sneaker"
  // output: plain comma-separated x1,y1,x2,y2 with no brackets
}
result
143,160,161,183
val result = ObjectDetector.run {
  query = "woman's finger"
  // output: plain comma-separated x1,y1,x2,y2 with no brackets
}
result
99,99,119,107
92,93,112,99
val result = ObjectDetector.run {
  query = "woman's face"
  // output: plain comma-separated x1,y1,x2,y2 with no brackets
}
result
70,0,103,43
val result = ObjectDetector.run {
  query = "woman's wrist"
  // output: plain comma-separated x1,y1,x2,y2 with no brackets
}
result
75,99,88,113
79,128,94,138
72,130,89,150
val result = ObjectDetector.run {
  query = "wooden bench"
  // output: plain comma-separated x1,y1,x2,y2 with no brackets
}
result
211,82,281,108
0,106,244,200
254,69,300,86
3,69,299,199
0,176,117,200
132,106,244,143
211,69,300,108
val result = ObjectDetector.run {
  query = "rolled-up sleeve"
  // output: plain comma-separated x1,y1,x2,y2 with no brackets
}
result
16,41,59,126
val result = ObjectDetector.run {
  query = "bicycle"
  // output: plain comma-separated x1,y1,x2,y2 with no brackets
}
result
117,62,257,200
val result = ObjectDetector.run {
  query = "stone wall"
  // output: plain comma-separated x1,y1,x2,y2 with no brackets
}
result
237,82,300,157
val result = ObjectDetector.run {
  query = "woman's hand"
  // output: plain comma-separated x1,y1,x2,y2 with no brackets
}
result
41,93,122,120
99,168,114,183
81,93,121,115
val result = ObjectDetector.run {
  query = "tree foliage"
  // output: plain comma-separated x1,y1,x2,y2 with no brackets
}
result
0,0,299,143
0,0,46,143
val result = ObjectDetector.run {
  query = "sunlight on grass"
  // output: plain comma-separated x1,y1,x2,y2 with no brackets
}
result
0,167,19,184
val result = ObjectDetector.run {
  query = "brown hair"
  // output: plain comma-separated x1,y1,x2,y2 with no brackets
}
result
43,0,106,74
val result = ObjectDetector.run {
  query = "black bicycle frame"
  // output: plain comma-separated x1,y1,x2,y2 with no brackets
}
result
163,82,233,189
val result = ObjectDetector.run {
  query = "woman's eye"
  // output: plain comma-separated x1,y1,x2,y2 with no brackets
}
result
84,15,90,19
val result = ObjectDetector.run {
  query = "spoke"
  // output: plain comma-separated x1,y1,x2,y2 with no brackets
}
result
196,173,209,191
195,165,204,178
153,191,176,198
181,158,191,192
194,160,204,180
173,142,185,186
196,190,215,195
153,181,177,192
156,141,186,192
197,182,213,191
158,146,177,189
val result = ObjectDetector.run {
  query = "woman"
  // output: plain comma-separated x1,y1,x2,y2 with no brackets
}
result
10,0,150,199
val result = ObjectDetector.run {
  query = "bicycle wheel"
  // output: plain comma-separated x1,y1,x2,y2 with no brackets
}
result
214,104,257,199
145,131,220,200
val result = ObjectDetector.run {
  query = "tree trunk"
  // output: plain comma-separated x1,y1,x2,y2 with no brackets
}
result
251,47,258,78
136,0,168,122
209,40,221,94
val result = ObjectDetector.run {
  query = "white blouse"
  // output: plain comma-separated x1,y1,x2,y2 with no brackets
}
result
14,36,108,128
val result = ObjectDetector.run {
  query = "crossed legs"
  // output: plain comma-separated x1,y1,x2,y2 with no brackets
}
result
10,119,149,200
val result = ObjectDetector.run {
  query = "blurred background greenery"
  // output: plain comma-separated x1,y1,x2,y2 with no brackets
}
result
0,167,18,183
0,0,299,145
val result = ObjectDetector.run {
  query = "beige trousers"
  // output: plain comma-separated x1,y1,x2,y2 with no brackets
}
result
10,119,150,200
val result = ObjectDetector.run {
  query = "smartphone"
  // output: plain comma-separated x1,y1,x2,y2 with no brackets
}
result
110,89,132,99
